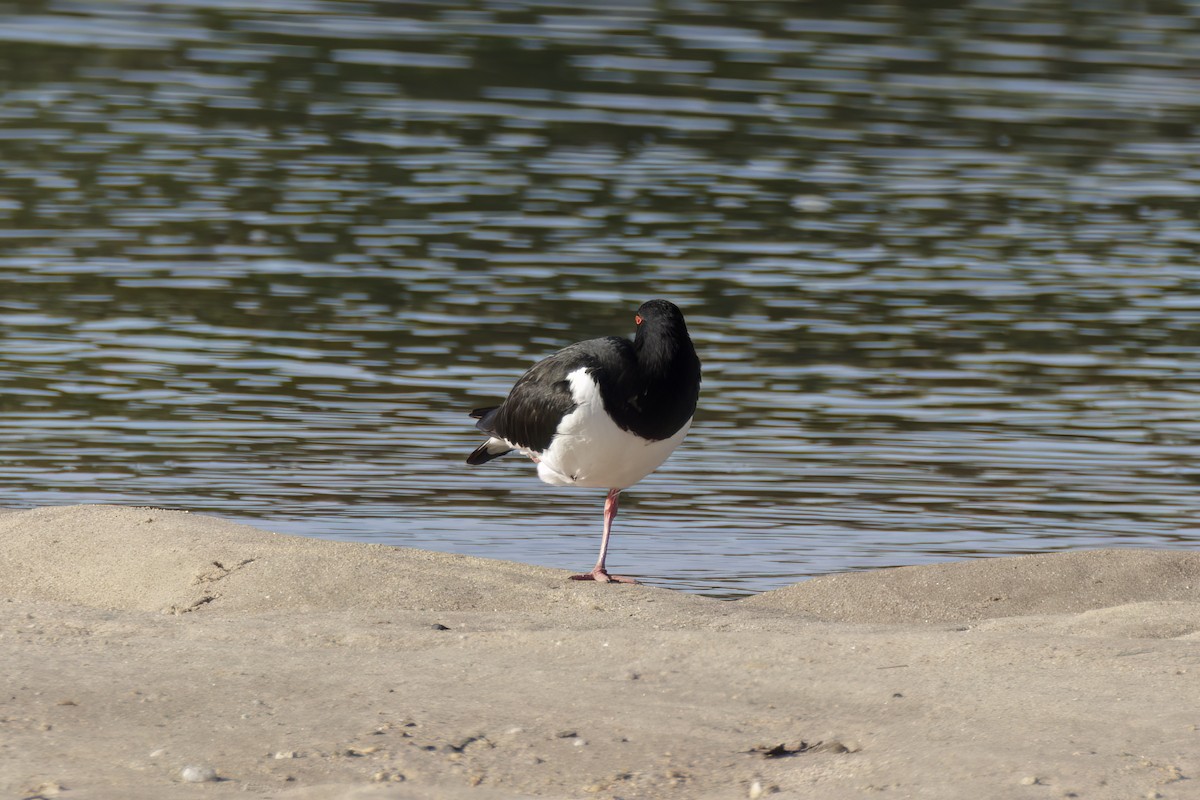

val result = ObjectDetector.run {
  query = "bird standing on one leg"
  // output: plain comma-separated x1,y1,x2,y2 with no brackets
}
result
466,299,701,584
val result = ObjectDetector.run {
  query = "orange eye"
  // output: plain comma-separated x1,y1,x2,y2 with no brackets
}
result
635,314,643,325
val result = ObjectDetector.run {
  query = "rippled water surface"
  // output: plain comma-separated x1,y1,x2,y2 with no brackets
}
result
3,0,1200,596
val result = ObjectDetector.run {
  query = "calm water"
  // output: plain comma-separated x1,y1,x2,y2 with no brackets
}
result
2,0,1200,596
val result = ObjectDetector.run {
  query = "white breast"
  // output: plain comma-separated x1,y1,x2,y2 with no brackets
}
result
527,367,691,490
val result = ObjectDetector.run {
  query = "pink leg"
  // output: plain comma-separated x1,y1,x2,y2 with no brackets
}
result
570,488,637,584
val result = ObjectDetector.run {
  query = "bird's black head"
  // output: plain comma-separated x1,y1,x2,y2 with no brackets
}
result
632,299,697,371
633,299,688,337
626,299,701,438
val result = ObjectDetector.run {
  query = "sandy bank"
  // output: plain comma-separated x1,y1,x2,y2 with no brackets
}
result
1,505,1197,799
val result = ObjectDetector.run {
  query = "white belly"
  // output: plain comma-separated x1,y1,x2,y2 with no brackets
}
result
519,368,691,490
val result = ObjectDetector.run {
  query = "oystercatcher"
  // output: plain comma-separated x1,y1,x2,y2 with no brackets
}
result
466,299,701,583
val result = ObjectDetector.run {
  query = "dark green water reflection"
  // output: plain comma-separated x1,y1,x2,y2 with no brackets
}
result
2,0,1200,595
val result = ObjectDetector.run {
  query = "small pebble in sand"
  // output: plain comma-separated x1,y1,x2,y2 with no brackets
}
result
180,765,219,783
273,751,297,760
555,730,577,739
748,780,779,798
372,771,406,782
1019,776,1041,786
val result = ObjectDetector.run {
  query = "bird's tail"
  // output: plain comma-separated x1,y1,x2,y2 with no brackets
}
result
467,407,509,464
467,437,512,466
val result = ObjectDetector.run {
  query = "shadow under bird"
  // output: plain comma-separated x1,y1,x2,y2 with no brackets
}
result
466,299,702,583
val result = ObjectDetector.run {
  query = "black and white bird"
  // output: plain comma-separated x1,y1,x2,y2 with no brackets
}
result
466,299,701,584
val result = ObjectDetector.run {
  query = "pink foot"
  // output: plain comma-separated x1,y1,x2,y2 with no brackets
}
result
569,569,638,584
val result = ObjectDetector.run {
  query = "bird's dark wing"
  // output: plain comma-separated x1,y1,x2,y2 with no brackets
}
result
470,406,500,432
482,337,637,453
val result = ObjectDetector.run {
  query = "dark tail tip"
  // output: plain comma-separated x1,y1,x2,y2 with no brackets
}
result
467,440,510,466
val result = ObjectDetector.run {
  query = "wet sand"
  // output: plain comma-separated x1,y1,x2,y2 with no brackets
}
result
2,505,1196,799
